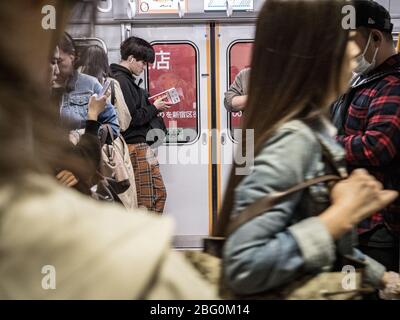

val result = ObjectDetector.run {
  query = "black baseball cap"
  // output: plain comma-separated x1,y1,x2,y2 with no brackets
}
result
354,0,393,33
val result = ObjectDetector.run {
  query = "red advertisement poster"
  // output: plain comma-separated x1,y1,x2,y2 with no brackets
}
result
229,42,253,130
148,43,198,140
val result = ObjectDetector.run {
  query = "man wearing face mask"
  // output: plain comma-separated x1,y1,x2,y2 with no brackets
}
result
331,0,400,273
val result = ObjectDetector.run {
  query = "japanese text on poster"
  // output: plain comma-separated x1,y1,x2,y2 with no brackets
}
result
148,43,198,139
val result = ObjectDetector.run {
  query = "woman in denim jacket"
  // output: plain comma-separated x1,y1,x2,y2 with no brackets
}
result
216,0,400,298
54,32,119,138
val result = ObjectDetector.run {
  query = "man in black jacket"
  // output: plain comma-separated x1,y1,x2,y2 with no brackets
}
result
110,37,169,214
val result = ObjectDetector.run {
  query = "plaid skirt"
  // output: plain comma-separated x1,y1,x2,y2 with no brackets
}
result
128,143,166,214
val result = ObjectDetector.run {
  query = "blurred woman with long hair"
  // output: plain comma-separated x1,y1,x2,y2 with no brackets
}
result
216,0,400,297
0,0,215,299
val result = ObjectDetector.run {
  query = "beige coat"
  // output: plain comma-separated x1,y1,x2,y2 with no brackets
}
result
0,174,217,299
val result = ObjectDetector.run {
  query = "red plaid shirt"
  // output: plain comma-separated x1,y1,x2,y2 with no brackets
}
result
332,54,400,235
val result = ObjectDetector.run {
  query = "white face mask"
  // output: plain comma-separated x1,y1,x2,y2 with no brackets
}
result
353,33,379,75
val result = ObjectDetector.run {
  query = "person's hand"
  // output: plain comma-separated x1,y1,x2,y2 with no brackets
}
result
153,98,171,111
56,170,79,188
320,169,398,239
231,95,248,111
87,94,108,121
331,169,398,223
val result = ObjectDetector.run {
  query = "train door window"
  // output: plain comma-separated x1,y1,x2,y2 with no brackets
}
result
147,42,199,144
227,41,253,137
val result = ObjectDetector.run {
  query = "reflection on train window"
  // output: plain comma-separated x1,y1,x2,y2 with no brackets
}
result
147,42,199,144
228,41,253,138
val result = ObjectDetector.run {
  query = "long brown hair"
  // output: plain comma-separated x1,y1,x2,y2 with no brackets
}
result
215,0,351,236
77,45,111,83
0,1,98,186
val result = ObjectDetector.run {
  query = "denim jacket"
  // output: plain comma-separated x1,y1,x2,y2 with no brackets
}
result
60,72,120,137
223,117,386,295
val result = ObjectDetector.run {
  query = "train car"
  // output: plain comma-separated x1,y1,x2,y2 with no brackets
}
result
66,0,400,249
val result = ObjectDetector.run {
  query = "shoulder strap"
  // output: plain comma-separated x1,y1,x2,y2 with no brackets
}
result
226,174,341,236
225,122,345,237
110,80,116,106
100,124,115,146
313,135,348,179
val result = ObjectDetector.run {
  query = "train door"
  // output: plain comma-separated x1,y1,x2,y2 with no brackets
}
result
216,24,255,211
131,25,211,248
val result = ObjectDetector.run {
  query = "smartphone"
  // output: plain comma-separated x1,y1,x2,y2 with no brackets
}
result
99,80,111,96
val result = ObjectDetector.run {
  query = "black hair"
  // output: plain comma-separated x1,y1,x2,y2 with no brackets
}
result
382,32,393,42
77,45,110,83
59,32,76,55
58,32,80,91
120,36,155,63
216,0,350,236
359,26,394,43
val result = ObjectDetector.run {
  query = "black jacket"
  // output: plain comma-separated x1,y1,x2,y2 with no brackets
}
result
110,63,159,145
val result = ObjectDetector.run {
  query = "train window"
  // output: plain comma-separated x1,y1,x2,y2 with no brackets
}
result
147,42,199,144
227,41,253,137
